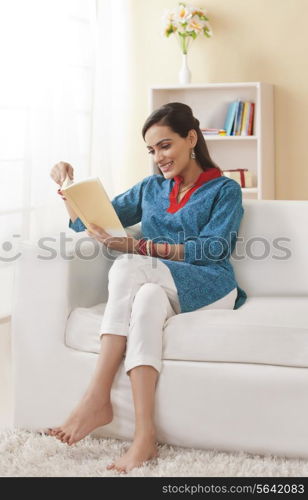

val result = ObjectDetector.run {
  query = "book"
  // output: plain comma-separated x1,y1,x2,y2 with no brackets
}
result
231,100,240,135
247,102,255,135
234,101,244,136
201,128,226,135
223,100,239,136
240,102,250,136
61,175,127,237
239,101,255,136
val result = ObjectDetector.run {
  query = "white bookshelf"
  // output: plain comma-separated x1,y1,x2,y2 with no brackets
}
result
148,83,275,200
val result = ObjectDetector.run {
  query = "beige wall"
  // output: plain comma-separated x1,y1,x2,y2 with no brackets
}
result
122,0,308,200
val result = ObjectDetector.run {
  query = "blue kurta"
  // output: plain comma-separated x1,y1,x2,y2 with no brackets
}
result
69,174,247,313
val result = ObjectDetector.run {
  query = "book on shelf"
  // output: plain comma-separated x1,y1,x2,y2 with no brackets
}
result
201,128,226,136
247,102,255,136
234,101,244,136
223,100,239,135
61,175,126,237
224,100,255,136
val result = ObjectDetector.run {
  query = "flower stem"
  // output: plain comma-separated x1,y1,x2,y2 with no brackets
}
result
178,33,192,54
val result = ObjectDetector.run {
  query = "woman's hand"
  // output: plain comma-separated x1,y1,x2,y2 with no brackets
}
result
50,161,74,186
86,224,138,254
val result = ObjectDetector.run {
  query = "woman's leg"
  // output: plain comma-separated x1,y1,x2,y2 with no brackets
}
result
107,366,158,473
49,255,179,446
99,254,180,337
107,282,176,472
48,334,126,445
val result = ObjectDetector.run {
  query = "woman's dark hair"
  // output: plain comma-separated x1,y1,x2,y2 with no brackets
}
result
142,102,221,173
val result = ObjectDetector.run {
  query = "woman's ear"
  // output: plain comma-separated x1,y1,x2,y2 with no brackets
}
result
188,129,198,148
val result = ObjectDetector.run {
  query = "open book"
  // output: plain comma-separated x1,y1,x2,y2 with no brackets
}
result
61,175,126,237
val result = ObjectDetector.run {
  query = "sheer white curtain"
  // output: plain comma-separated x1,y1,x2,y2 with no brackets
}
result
90,0,135,197
0,0,134,318
0,0,97,317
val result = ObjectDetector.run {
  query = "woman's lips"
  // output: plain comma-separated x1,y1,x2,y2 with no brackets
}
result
160,161,174,172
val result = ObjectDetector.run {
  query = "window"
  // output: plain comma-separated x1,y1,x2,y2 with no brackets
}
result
0,0,97,317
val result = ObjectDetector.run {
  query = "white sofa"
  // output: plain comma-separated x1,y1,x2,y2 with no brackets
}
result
11,199,308,459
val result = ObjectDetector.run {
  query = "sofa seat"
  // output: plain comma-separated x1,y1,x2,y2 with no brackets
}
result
65,296,308,369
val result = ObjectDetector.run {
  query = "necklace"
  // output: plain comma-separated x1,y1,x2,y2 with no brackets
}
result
178,183,197,194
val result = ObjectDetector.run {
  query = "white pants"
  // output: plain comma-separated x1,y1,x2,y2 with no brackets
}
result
100,254,237,374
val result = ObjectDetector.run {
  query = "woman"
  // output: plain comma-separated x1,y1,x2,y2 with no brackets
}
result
48,102,247,473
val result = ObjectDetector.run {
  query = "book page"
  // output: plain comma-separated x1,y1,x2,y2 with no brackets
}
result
62,177,127,237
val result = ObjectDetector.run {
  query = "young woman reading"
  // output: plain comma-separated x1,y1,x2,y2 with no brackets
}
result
48,102,247,473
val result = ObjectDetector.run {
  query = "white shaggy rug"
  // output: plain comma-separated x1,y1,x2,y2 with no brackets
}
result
1,429,308,477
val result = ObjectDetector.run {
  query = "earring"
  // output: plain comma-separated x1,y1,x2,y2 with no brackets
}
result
191,148,196,159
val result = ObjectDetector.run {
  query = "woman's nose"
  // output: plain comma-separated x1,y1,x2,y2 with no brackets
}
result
154,150,164,164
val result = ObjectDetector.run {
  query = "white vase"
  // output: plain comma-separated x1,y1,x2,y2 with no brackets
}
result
179,53,191,85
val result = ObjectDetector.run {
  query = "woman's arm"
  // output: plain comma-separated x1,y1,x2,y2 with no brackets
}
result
86,182,243,264
145,242,184,261
57,188,79,223
63,199,79,223
86,224,185,261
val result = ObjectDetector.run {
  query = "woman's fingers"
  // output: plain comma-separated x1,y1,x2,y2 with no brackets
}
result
87,226,113,246
50,161,74,186
88,224,110,238
67,164,74,180
89,223,102,232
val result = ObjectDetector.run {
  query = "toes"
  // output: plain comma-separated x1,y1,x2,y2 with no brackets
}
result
51,429,63,437
56,431,66,441
50,427,61,435
109,463,127,474
67,435,77,446
62,434,71,445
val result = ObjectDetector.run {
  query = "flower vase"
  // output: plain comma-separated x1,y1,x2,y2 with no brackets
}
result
179,53,191,85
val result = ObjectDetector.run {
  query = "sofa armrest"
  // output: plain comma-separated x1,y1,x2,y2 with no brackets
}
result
11,233,117,352
11,221,142,349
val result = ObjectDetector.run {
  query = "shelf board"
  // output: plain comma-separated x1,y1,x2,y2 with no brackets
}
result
241,187,258,192
203,135,257,141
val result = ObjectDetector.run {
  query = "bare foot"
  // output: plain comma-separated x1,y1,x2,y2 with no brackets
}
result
48,395,113,446
106,432,158,473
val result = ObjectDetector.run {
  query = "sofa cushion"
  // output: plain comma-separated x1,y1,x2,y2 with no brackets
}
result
65,296,308,368
232,200,308,297
65,302,107,354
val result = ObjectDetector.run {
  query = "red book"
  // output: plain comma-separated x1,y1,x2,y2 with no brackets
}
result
247,102,255,136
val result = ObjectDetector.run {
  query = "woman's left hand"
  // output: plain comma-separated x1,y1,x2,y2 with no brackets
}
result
86,223,138,254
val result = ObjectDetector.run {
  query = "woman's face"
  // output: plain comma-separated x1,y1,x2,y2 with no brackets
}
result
144,124,197,179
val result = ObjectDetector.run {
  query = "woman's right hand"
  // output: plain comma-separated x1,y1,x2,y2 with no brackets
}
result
50,161,74,187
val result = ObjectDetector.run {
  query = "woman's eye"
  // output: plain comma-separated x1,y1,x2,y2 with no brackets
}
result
147,144,170,155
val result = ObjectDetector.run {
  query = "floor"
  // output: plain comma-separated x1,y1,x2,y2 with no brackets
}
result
0,319,13,429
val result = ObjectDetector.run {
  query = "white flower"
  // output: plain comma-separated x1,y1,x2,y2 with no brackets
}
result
191,7,208,18
162,8,177,36
173,3,193,25
186,15,206,34
162,8,175,27
162,2,213,48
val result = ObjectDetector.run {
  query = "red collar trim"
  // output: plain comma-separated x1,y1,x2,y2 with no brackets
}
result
167,168,222,213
